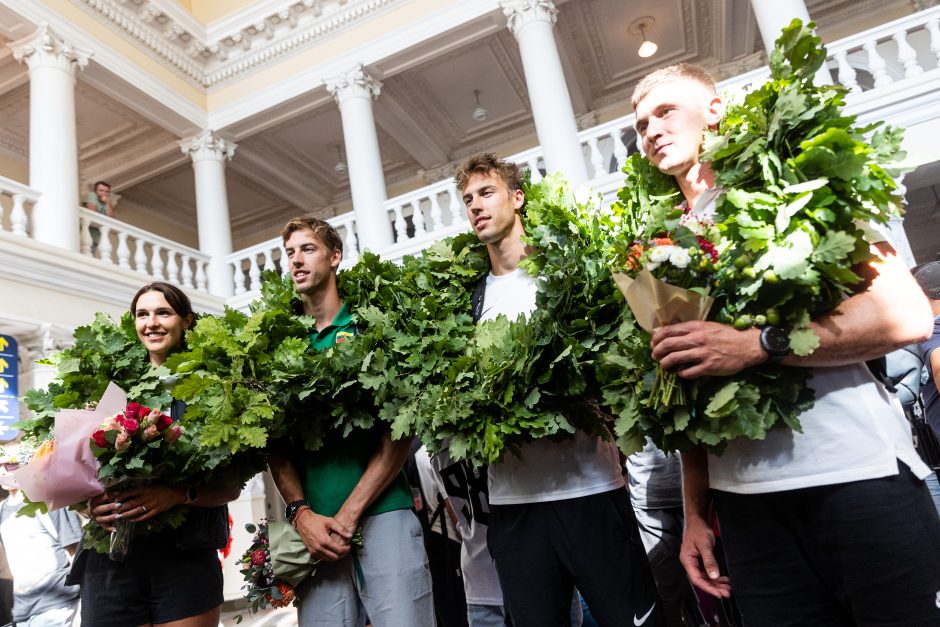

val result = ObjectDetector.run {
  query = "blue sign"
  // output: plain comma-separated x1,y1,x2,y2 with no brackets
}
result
0,335,19,442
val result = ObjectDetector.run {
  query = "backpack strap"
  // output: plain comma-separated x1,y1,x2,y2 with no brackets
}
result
471,276,487,324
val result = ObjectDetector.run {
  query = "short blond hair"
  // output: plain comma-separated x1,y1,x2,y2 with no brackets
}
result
631,63,717,109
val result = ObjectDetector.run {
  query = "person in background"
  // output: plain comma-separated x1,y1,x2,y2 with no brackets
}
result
0,484,81,626
914,260,940,512
82,181,114,257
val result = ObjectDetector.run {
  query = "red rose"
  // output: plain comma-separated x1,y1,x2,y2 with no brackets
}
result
124,402,142,421
123,418,139,435
91,430,107,448
139,407,151,418
251,549,266,566
156,414,173,430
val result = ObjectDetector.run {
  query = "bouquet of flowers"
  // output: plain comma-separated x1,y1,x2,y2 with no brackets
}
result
611,209,721,410
90,400,183,560
238,520,303,616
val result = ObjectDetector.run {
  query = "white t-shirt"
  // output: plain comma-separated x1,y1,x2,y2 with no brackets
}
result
691,190,932,493
431,449,503,606
481,268,625,505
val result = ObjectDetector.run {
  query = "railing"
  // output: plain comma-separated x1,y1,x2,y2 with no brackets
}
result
79,208,212,292
0,175,40,236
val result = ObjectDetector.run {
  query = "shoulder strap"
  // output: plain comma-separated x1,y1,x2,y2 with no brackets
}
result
471,276,487,324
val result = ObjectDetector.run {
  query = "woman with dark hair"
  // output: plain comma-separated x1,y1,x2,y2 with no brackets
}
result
73,282,242,627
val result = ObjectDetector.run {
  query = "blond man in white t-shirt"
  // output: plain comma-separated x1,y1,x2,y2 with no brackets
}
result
634,63,940,626
453,153,662,627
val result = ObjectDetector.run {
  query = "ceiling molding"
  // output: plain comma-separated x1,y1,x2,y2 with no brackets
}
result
69,0,409,89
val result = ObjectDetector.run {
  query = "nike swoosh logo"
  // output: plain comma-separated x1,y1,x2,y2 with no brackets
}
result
634,602,655,626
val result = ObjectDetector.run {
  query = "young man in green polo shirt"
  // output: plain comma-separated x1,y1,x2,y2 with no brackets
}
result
268,217,435,626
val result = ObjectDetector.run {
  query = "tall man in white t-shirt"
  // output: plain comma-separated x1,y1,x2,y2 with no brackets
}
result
633,63,940,625
454,153,662,626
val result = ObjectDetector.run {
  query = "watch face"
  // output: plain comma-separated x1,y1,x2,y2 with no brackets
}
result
763,326,790,354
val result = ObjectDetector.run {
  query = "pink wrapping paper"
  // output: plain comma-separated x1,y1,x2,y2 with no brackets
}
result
14,382,127,511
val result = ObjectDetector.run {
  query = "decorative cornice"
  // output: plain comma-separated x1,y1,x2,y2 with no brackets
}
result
325,64,382,104
180,130,237,163
499,0,558,37
72,0,406,88
9,22,92,74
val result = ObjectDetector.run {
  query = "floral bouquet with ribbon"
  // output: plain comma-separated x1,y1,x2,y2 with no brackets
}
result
611,210,721,410
90,397,182,561
238,520,318,616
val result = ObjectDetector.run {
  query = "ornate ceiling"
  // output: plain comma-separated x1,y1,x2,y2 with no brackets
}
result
0,0,928,249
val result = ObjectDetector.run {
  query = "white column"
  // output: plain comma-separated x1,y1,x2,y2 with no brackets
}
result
180,131,236,297
10,24,91,251
748,0,832,85
325,65,394,252
500,0,588,184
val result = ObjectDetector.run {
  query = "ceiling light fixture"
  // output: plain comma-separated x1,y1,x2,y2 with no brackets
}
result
630,17,659,59
472,89,488,122
329,141,347,174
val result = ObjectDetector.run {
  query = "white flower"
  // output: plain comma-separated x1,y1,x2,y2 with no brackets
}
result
573,185,597,207
646,261,660,272
669,248,691,268
649,246,673,264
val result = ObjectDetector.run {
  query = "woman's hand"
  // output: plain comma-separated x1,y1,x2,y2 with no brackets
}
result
90,485,186,529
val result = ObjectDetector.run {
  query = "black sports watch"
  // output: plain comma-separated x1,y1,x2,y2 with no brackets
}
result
285,499,308,523
760,325,791,364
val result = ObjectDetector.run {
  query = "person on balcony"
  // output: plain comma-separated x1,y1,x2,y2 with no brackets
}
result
455,153,662,627
632,62,940,625
82,180,114,257
76,282,241,627
267,217,435,627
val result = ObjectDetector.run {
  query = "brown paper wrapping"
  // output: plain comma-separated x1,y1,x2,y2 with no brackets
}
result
613,268,714,333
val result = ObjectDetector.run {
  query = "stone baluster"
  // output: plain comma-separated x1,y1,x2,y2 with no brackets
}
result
833,49,860,92
263,249,276,273
133,238,148,273
428,192,444,230
248,255,262,291
196,262,208,291
892,30,923,78
587,137,605,178
151,244,165,280
166,251,179,284
343,225,359,262
863,40,893,88
527,158,542,183
611,129,629,168
233,261,246,295
927,18,940,65
116,232,131,269
447,186,465,223
79,215,92,255
390,204,407,242
410,199,427,236
10,195,28,236
181,254,195,288
98,225,113,264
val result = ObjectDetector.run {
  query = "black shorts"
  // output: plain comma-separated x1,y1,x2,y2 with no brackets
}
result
79,543,223,627
488,488,662,627
713,463,940,627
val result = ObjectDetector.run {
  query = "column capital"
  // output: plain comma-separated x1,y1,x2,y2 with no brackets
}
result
325,64,382,105
499,0,558,36
180,130,236,163
9,22,92,74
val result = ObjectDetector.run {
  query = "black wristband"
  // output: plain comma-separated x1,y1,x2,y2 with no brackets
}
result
285,499,308,523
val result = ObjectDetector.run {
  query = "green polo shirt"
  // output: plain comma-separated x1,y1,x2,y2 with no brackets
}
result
300,303,412,518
